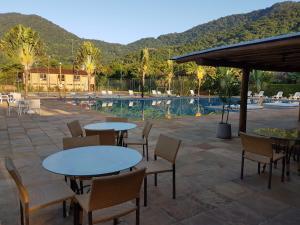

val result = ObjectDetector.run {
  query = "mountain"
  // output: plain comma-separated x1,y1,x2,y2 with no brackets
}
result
0,1,300,66
0,13,130,64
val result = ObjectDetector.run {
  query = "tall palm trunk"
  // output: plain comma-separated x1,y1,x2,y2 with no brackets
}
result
168,79,171,91
198,79,201,96
88,73,91,92
141,73,145,98
24,69,29,97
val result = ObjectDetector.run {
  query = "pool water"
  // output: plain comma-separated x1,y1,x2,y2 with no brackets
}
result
88,97,238,120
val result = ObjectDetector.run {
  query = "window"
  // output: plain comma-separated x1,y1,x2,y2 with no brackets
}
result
40,74,47,81
74,75,80,82
59,74,65,81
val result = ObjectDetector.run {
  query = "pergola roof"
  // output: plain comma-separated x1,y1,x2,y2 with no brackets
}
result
172,32,300,72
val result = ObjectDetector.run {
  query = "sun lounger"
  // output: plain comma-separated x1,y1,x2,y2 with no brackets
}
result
254,91,264,98
290,92,300,100
272,91,283,99
190,90,196,96
107,90,113,95
128,90,134,96
247,91,252,97
157,91,162,96
167,90,175,96
101,90,107,96
152,90,158,96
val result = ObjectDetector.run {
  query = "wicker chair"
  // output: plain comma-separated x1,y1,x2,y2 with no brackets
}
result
74,168,146,225
5,157,74,225
123,121,153,160
67,120,84,137
136,134,181,206
240,132,286,189
105,117,129,144
85,129,116,145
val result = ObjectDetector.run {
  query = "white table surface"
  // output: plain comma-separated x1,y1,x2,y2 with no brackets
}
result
42,146,142,177
84,122,137,132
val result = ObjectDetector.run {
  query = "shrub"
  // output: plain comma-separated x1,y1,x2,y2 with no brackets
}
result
265,84,300,97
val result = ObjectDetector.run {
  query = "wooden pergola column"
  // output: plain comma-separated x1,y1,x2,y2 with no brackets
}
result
239,68,250,133
298,102,300,121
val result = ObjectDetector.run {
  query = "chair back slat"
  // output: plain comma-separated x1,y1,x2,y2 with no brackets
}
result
105,117,128,122
240,132,273,157
155,134,181,164
142,121,153,139
85,129,116,145
5,157,29,204
89,168,146,211
67,120,84,137
63,136,99,150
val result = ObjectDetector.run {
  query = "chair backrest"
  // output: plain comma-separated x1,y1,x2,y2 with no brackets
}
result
167,90,171,95
154,134,182,164
101,90,107,95
294,92,300,98
247,91,252,97
105,117,128,122
5,157,29,204
240,132,273,158
190,90,195,95
28,99,40,109
128,90,134,96
63,135,100,150
67,120,84,137
89,168,146,211
107,90,113,95
152,90,157,95
277,91,283,97
258,91,264,96
85,129,116,145
142,121,153,139
157,91,162,95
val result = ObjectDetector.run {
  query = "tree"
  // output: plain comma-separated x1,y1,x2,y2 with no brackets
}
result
165,60,174,91
140,48,149,98
0,25,44,96
250,70,271,93
75,41,100,92
186,62,205,96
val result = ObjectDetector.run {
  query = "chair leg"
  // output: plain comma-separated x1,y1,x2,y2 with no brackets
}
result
146,143,149,161
241,151,245,180
80,180,84,194
20,201,24,225
144,177,147,206
63,201,66,218
113,218,118,225
142,144,145,157
281,157,286,182
136,198,140,225
88,212,93,225
154,173,157,186
268,161,273,189
173,165,176,199
258,162,261,175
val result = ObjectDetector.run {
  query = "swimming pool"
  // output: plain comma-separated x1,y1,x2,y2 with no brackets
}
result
87,97,237,120
74,97,297,120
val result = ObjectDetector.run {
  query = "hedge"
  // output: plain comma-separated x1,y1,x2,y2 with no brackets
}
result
265,84,300,97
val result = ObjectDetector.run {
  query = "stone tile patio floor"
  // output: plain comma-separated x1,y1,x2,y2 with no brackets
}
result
0,99,299,225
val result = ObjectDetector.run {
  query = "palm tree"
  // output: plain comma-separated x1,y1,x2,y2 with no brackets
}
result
186,63,205,96
250,70,270,93
0,25,44,96
140,48,149,98
166,60,174,91
75,41,100,92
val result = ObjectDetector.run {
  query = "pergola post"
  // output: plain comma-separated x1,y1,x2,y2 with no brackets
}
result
239,68,250,133
298,102,300,121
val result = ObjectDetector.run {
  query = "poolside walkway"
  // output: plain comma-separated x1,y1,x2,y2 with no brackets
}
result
0,99,299,225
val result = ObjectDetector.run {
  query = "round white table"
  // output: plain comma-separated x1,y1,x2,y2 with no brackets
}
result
42,146,142,177
83,122,137,132
84,122,137,145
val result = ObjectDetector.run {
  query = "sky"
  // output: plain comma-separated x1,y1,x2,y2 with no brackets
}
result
0,0,290,44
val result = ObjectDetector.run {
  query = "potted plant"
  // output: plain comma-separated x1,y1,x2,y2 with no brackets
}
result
216,69,238,139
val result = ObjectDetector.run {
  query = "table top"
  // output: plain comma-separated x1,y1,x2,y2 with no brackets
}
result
254,128,300,141
42,146,142,177
84,122,137,132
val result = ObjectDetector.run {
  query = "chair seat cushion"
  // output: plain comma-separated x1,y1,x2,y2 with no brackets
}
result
76,194,136,223
136,159,172,174
28,180,74,212
123,137,146,145
244,152,285,164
